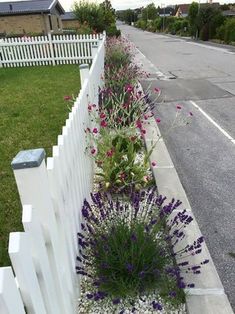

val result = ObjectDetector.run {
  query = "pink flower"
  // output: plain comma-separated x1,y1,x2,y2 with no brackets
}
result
88,105,92,111
92,128,98,134
120,172,126,180
141,129,146,135
156,118,161,123
91,148,96,155
64,95,72,101
101,120,108,128
144,114,149,120
176,105,182,110
151,161,157,167
154,88,161,93
136,120,142,129
106,149,114,157
92,104,96,108
100,112,106,119
125,84,134,93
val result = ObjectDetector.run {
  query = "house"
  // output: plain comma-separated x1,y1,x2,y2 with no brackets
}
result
0,0,65,36
61,12,80,30
175,2,220,18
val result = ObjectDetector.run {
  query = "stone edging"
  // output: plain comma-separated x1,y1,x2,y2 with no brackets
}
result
143,116,234,314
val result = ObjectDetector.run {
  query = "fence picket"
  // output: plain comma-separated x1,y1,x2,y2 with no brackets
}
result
22,205,62,314
0,35,106,313
9,233,47,314
0,267,25,314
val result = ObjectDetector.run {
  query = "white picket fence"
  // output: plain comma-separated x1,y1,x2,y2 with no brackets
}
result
0,33,103,67
0,34,105,314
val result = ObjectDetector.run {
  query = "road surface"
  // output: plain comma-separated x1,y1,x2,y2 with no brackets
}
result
119,23,235,309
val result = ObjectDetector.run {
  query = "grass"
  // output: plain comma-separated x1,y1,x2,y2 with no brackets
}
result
0,65,81,266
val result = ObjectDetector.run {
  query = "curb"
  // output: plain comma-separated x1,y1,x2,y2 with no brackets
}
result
144,117,234,314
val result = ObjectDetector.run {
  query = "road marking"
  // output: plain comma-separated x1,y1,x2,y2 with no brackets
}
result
185,288,225,296
190,100,235,145
187,42,234,55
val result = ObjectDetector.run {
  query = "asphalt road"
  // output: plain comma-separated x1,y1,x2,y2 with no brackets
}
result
119,24,235,309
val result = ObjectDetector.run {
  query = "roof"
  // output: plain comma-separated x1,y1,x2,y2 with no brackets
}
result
159,7,174,15
222,9,235,16
177,2,220,15
0,0,65,16
61,12,76,21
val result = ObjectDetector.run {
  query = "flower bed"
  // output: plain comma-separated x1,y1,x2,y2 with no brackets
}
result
74,36,208,313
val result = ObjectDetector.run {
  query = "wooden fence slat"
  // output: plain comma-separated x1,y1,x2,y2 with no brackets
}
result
0,267,25,314
11,150,74,314
8,233,47,314
22,205,62,314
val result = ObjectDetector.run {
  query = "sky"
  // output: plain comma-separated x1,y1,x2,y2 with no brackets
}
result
0,0,231,11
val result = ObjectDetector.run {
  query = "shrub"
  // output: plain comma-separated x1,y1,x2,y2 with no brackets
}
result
77,189,209,310
136,19,147,30
86,126,155,193
224,18,235,43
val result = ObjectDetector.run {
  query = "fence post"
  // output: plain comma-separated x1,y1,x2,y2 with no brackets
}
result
11,148,74,314
79,64,89,87
48,33,55,66
0,267,25,314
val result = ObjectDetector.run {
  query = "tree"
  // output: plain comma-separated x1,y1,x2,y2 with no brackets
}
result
73,1,104,32
142,3,158,21
198,5,224,40
100,0,116,26
188,2,199,37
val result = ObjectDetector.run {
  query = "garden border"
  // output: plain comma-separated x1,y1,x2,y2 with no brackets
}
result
142,96,234,314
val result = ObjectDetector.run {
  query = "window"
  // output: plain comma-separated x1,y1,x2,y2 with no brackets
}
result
48,14,53,31
57,17,60,29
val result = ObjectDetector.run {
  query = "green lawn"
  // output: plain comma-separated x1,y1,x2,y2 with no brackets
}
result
0,65,81,266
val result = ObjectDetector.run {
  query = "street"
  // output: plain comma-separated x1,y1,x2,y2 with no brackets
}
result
119,23,235,309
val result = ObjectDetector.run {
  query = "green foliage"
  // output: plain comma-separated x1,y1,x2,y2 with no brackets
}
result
142,3,159,21
73,1,104,32
93,219,182,300
198,6,224,40
0,65,80,266
117,9,138,25
106,24,121,37
92,129,153,192
136,19,147,30
224,18,235,43
188,2,199,36
73,0,116,34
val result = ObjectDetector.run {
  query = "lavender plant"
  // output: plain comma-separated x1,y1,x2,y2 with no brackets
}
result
76,188,209,312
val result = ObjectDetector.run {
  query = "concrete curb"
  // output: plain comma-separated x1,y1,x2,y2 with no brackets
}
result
144,117,234,314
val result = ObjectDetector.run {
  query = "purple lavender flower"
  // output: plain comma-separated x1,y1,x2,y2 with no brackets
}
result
126,263,134,272
130,233,137,242
112,298,121,304
152,301,163,310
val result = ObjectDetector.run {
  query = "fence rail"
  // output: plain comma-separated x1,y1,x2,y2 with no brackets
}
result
0,35,105,314
0,33,103,67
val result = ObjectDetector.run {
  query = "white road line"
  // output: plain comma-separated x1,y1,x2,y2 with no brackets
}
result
185,288,225,296
190,100,235,145
187,42,234,55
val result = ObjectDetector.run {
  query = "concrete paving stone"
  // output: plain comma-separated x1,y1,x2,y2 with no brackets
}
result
186,294,234,314
152,167,191,209
146,139,174,168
